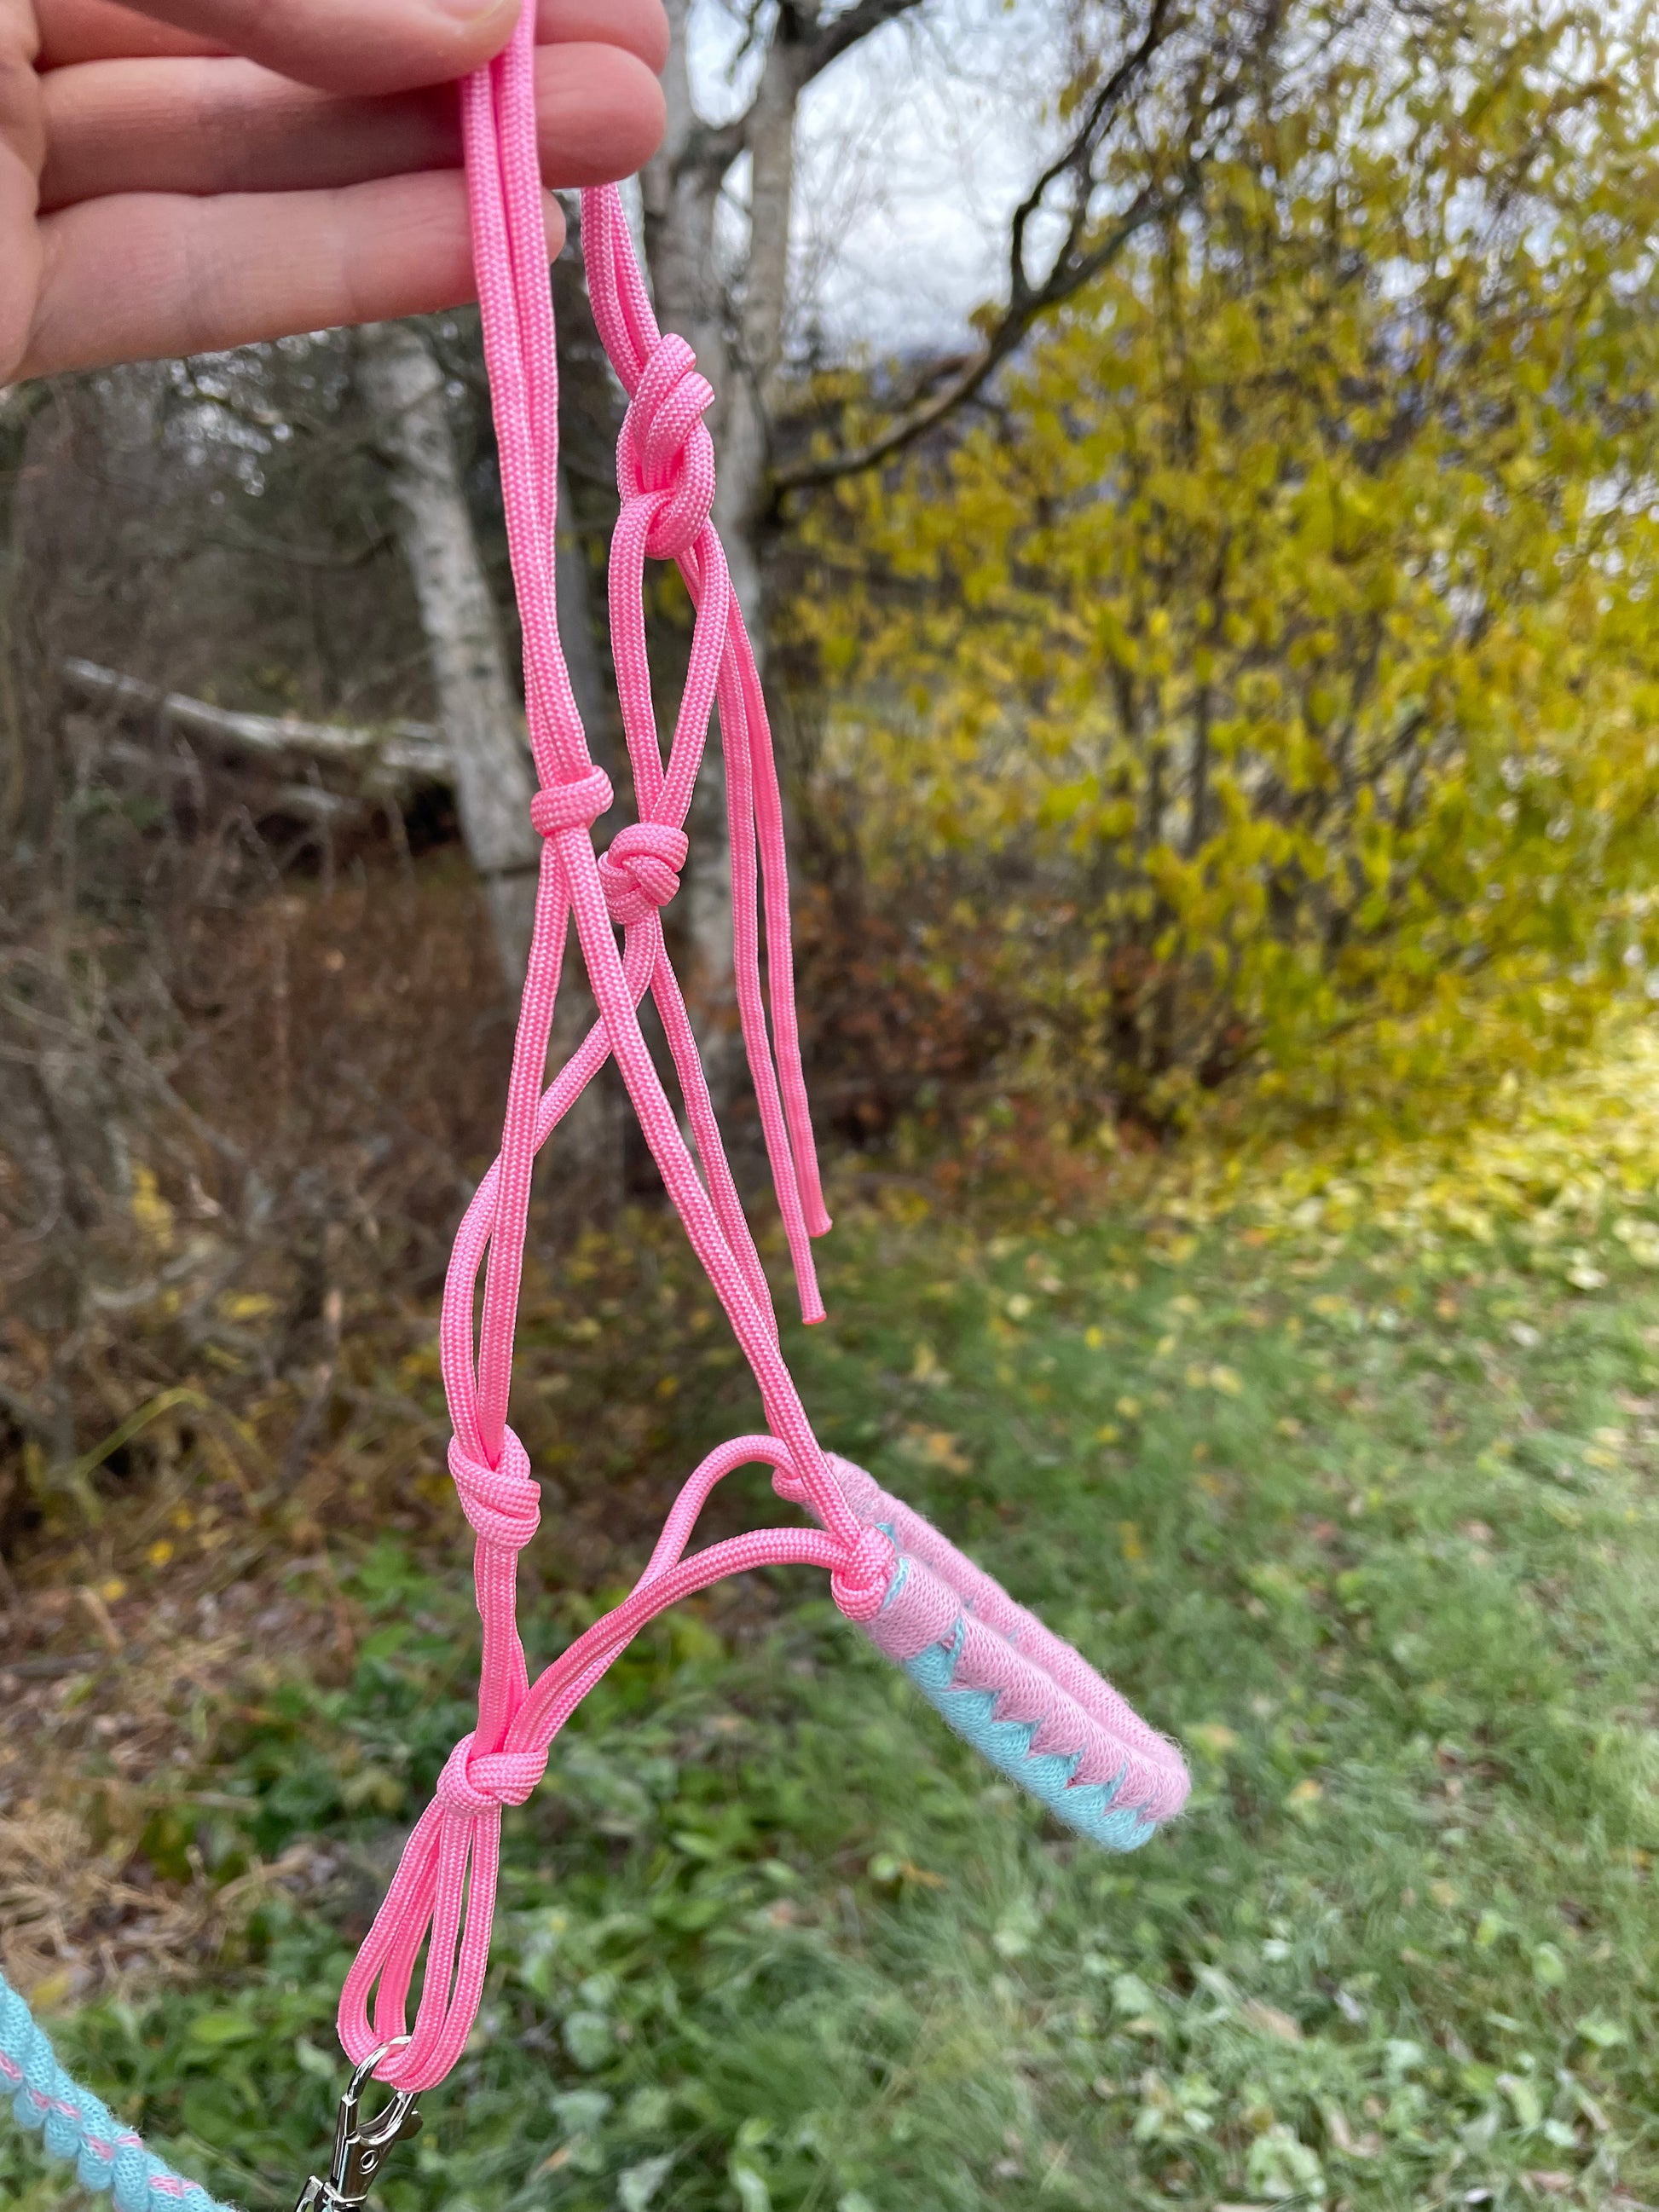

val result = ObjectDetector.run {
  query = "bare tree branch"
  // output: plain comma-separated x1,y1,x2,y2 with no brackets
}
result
1006,0,1177,312
772,0,1283,495
804,0,929,83
676,0,926,195
773,179,1186,493
674,112,750,189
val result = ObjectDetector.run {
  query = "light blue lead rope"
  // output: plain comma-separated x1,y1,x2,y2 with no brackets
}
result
0,1968,239,2212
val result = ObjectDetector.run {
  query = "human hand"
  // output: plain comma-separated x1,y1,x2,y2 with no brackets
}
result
1,0,668,381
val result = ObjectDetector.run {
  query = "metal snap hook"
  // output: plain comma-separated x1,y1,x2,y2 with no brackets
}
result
292,2039,423,2212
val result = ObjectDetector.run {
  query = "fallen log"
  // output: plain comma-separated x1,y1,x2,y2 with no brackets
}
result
95,733,367,823
60,657,453,794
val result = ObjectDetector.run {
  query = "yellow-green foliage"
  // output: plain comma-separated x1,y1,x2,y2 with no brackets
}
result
1158,1015,1659,1280
801,3,1659,1128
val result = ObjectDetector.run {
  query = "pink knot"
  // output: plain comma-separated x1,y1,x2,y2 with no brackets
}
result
617,335,716,561
830,1525,898,1625
448,1427,540,1552
437,1730,548,1816
598,822,690,927
529,766,614,839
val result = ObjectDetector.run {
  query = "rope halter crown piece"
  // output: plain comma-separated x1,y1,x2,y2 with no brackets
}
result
0,13,1188,2212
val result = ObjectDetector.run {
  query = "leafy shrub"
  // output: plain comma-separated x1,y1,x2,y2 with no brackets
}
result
799,3,1659,1131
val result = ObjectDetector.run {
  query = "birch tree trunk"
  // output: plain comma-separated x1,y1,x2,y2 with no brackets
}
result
643,4,806,635
640,0,740,1069
555,455,611,758
357,318,621,1219
720,24,804,635
639,0,814,1106
357,318,541,982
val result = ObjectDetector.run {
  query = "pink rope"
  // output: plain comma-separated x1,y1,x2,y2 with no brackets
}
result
338,8,1187,2097
339,10,885,2094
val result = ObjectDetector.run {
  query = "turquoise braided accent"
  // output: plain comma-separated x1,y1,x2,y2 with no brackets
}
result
0,1968,240,2212
886,1562,1159,1851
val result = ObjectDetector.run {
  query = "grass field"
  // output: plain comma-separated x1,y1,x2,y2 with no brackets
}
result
4,1049,1659,2212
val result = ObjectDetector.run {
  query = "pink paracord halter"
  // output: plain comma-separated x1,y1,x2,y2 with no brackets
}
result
338,9,1189,2099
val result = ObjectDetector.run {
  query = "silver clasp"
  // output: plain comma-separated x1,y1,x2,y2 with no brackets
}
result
292,2041,422,2212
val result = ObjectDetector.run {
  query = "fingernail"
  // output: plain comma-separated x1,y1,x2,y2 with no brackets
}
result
428,0,514,20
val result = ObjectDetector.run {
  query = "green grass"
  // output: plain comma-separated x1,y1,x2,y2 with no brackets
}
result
6,1190,1659,2212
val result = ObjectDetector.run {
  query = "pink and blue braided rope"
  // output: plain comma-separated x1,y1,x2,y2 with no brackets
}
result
818,1458,1186,1850
0,1968,234,2212
1,1,1188,2194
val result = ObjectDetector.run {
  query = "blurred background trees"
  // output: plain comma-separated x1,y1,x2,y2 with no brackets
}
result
802,0,1659,1132
3,0,1658,1497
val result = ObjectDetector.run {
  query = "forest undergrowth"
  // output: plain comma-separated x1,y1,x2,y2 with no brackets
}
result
3,1030,1659,2211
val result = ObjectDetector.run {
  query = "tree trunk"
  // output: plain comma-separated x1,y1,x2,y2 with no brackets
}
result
641,1,808,1107
641,5,802,613
551,238,627,779
723,24,803,636
357,318,541,982
554,456,611,762
642,0,739,1070
641,0,729,401
357,318,621,1222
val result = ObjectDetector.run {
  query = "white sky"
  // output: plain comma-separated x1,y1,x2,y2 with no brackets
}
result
686,0,1071,353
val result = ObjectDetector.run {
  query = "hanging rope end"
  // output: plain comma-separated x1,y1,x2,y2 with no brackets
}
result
791,1248,827,1328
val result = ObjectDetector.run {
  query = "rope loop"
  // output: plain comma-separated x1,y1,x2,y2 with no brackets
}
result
529,766,614,840
598,822,690,927
448,1428,540,1554
617,334,716,561
436,1731,548,1816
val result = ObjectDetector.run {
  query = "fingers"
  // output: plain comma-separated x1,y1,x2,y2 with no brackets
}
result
83,0,525,95
38,42,667,207
35,0,668,90
0,0,45,382
33,1,223,67
20,170,564,377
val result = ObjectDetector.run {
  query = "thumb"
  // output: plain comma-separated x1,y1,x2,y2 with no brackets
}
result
122,0,526,95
